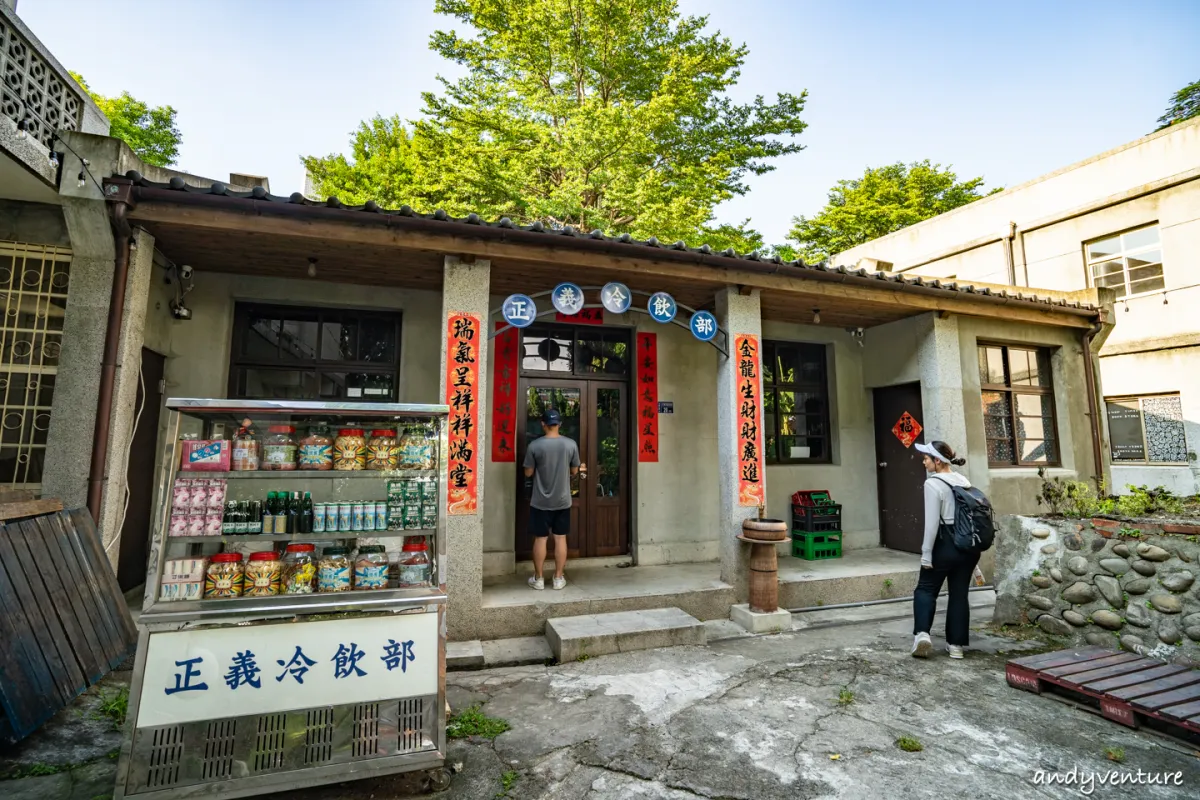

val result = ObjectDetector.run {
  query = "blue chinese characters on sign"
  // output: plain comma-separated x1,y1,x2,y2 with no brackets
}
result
648,292,676,323
551,283,585,316
689,310,717,342
600,282,632,314
164,657,208,695
502,294,537,328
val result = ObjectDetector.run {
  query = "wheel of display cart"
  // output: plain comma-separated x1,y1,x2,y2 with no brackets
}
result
425,766,453,792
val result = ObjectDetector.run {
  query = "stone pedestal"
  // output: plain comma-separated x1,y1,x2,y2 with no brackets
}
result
731,603,793,634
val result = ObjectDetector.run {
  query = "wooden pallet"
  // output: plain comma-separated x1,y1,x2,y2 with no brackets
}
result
1007,646,1200,743
0,508,137,744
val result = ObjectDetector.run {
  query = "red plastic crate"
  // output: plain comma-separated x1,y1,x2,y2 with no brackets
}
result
791,490,833,507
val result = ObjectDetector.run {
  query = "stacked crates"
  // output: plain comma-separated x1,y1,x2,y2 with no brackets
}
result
790,490,842,560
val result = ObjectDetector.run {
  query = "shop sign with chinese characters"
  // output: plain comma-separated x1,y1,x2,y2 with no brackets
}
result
636,333,659,462
446,312,481,514
734,334,766,506
135,614,438,727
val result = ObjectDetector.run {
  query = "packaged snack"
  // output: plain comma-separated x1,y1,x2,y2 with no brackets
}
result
180,439,232,472
317,547,352,593
244,551,281,597
169,514,189,536
419,477,438,504
299,426,334,470
397,426,434,470
367,430,398,471
397,541,431,587
334,429,367,471
262,426,298,470
354,545,389,590
187,515,206,536
282,544,317,594
204,513,223,536
203,554,244,599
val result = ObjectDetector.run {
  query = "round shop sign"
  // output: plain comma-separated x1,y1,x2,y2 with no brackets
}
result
501,294,537,328
647,292,677,323
551,282,585,316
600,282,632,314
689,310,718,341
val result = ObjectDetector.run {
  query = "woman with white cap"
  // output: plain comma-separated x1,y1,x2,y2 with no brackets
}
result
911,440,977,659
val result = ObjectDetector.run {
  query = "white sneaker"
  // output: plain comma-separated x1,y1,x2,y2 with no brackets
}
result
552,575,566,590
911,632,932,658
948,645,965,660
528,576,544,591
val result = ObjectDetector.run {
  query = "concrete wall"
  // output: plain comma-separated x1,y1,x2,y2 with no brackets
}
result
0,199,68,246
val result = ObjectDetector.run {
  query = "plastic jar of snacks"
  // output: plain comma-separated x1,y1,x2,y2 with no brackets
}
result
232,428,260,471
281,543,317,594
203,553,244,599
334,428,367,471
298,425,334,471
244,551,281,597
397,540,431,587
318,546,352,592
366,429,398,471
262,425,298,470
354,545,390,590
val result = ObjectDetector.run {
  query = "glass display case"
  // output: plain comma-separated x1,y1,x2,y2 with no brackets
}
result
113,399,451,800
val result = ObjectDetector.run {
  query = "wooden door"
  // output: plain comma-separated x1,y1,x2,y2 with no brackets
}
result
588,383,628,557
872,382,926,554
117,348,165,591
516,380,588,560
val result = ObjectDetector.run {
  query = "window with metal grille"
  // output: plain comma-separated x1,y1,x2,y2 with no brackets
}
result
1086,225,1164,299
978,343,1060,467
1105,394,1188,465
762,340,831,464
0,240,70,485
228,304,402,402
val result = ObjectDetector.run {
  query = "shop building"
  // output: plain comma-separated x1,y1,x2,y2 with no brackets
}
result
836,116,1200,496
6,108,1115,639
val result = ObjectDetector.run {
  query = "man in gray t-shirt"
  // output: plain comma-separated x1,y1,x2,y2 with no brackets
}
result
523,408,584,591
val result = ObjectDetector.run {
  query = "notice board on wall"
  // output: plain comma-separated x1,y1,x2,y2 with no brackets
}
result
1106,400,1145,462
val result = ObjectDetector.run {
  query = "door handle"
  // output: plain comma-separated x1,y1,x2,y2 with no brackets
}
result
878,461,887,468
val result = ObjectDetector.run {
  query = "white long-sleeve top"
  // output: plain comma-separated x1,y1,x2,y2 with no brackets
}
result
922,471,972,566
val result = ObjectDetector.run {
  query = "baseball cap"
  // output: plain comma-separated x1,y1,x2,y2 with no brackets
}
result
542,408,562,426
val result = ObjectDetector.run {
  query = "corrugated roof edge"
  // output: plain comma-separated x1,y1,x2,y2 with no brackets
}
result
118,170,1097,315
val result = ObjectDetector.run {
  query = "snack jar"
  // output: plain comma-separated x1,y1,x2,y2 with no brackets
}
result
396,540,431,587
244,551,281,597
354,545,390,590
334,428,367,470
281,543,317,594
366,429,398,471
317,546,353,593
298,425,334,471
261,425,298,470
232,427,260,471
203,553,245,599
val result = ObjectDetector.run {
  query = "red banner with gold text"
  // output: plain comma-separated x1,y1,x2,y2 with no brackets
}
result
555,308,604,325
446,312,481,514
734,334,766,507
491,322,518,462
636,332,659,462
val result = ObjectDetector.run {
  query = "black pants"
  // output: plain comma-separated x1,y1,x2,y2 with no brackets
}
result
913,531,980,646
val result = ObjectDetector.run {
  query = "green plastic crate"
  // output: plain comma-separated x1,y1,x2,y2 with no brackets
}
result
791,530,842,560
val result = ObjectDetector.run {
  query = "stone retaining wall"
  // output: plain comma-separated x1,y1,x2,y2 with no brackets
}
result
993,515,1200,664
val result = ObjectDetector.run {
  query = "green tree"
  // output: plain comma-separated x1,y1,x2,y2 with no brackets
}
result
786,161,998,263
304,0,806,252
71,72,181,167
1155,79,1200,131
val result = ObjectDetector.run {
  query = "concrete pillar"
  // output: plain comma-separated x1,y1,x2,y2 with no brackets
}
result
915,314,969,453
716,287,763,598
439,256,490,640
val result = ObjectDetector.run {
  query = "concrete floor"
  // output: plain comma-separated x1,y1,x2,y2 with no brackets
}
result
482,547,922,609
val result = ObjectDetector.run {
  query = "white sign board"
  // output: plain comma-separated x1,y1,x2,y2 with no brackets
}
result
136,613,438,728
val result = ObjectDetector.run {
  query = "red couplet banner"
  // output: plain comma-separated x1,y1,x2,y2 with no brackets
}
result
491,322,518,462
445,313,481,515
555,308,604,325
734,334,766,507
636,333,659,462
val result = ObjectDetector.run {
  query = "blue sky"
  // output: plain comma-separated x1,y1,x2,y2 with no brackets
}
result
21,0,1200,245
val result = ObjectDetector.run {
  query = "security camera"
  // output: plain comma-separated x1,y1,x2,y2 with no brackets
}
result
179,264,194,281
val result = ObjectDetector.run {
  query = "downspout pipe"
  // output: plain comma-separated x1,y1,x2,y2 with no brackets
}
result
87,198,133,522
1082,320,1106,488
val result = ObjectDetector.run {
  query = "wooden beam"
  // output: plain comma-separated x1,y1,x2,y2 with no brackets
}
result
130,199,1094,329
0,498,63,522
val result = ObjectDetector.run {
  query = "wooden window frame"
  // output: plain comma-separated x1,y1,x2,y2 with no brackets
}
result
517,323,632,381
978,342,1061,468
762,340,832,466
1104,393,1189,466
228,302,403,402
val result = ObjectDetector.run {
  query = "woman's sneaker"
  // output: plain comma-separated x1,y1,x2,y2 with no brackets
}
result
948,645,965,660
911,632,933,658
528,576,544,591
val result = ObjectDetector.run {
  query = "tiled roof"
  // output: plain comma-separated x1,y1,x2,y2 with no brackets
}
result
118,171,1098,314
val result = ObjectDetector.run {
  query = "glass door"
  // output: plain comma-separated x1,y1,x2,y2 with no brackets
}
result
588,383,627,557
516,380,587,560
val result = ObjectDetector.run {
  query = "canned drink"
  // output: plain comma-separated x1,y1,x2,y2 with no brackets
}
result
402,505,421,530
338,502,352,532
420,504,438,530
363,502,376,532
419,477,438,504
352,502,365,532
375,502,388,530
313,503,326,533
387,502,405,530
402,479,421,505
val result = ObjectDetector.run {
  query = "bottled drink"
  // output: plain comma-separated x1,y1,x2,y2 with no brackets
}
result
249,500,263,534
222,501,238,535
299,492,314,534
287,492,300,535
234,501,250,534
263,492,276,535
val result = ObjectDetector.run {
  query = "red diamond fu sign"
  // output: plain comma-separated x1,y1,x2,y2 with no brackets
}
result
892,412,921,448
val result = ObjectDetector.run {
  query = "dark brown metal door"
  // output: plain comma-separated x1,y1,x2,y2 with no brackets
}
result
872,382,926,554
516,380,588,560
117,348,165,591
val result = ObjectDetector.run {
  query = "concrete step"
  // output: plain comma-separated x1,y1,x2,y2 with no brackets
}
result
546,607,706,663
481,636,554,668
446,640,485,670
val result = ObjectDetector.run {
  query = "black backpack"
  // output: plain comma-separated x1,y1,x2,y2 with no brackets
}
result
934,477,996,553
